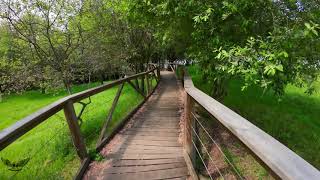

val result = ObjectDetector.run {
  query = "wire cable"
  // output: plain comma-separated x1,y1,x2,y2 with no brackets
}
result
191,112,244,180
191,125,225,179
192,140,214,180
11,113,67,178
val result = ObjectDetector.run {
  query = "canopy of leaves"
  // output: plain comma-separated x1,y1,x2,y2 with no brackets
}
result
128,0,320,98
0,0,319,98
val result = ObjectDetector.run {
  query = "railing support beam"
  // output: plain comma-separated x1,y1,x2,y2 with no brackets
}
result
184,93,196,167
98,83,124,143
146,73,150,95
141,74,145,95
64,101,87,160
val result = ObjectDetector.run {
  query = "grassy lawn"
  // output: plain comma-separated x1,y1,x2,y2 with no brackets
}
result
0,78,157,179
187,65,320,170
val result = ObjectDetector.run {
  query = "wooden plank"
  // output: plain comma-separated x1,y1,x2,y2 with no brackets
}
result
137,116,180,120
96,78,160,151
117,145,183,151
115,148,183,154
123,140,180,147
137,120,179,124
91,71,190,180
98,83,124,143
133,125,179,128
136,119,179,124
184,72,320,179
64,100,88,160
102,167,188,180
112,158,186,166
126,130,178,134
126,128,178,133
122,131,179,137
136,121,179,125
104,163,186,174
120,135,179,141
115,153,184,160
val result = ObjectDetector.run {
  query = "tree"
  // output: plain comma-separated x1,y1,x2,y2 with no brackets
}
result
128,0,320,99
1,0,85,94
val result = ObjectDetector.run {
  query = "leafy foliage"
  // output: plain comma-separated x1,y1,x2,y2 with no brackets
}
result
128,0,320,98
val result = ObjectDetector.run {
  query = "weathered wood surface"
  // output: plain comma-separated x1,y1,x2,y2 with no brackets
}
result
64,101,88,160
183,70,320,180
87,71,189,180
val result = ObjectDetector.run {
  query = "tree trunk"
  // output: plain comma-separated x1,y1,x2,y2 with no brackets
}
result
41,78,46,94
100,73,104,85
210,79,227,101
64,79,72,95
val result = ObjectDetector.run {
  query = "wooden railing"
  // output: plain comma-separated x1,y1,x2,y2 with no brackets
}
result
0,66,160,179
173,65,320,180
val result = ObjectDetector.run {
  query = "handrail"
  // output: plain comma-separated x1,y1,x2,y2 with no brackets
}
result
0,67,158,151
182,67,320,180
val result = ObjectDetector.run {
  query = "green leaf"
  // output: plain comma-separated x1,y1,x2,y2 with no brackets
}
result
311,29,318,36
305,23,311,29
279,51,289,58
193,16,201,23
216,52,221,59
275,64,283,72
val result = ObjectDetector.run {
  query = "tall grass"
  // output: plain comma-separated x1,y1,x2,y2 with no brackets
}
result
0,79,151,179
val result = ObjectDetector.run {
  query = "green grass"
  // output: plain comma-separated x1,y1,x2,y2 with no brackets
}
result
187,65,320,170
0,78,155,179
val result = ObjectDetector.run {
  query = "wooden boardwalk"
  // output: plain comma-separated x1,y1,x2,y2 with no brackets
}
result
87,71,189,180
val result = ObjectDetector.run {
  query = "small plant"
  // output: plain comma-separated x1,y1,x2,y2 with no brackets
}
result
88,149,104,162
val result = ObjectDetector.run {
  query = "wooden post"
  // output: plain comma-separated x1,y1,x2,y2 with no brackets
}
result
184,93,196,167
64,100,87,160
146,73,150,95
135,78,140,90
157,67,160,81
181,67,185,87
149,73,153,91
141,75,145,95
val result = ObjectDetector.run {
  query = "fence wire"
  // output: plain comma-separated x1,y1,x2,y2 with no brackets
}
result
191,125,225,179
191,112,244,180
3,78,152,179
192,140,214,180
10,113,68,178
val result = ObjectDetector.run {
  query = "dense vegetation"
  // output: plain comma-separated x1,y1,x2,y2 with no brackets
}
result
0,0,160,96
129,0,320,99
188,65,320,169
1,0,319,97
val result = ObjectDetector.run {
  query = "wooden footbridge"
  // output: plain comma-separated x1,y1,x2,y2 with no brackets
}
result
87,71,189,179
0,64,320,180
